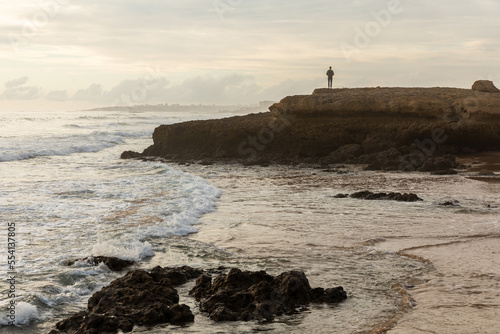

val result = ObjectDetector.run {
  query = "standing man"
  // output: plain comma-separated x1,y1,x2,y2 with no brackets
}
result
326,66,334,88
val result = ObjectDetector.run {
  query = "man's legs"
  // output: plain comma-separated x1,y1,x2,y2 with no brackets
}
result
328,77,333,88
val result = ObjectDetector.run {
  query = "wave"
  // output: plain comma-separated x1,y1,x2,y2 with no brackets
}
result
0,301,39,326
63,124,84,128
86,166,222,261
77,115,112,120
0,131,139,162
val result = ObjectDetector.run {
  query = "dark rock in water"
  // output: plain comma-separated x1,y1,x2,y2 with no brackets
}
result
334,194,349,198
51,266,203,334
120,150,142,159
439,200,460,206
345,191,423,202
150,265,204,286
65,256,135,272
310,287,349,303
189,268,347,322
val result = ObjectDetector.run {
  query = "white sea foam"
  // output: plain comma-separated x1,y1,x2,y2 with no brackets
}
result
0,302,39,327
0,131,130,162
91,240,155,261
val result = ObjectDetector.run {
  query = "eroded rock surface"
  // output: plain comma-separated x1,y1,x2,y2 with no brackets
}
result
124,83,500,171
472,80,500,93
189,268,347,322
51,266,347,333
50,266,202,334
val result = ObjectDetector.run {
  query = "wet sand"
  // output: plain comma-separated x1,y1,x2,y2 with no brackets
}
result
457,151,500,173
384,237,500,334
181,162,500,333
386,152,500,334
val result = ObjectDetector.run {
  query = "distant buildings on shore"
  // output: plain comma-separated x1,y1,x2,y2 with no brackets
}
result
87,101,277,114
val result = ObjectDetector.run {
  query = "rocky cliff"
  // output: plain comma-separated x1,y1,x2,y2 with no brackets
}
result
125,81,500,171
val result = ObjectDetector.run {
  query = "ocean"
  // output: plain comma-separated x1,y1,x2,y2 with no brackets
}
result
1,109,499,333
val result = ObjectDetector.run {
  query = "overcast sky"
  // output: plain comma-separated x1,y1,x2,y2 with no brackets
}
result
1,0,499,110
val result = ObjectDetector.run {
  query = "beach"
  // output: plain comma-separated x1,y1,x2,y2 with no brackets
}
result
179,162,500,333
1,109,499,333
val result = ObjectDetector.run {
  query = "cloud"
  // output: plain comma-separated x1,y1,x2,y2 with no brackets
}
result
72,83,103,101
172,74,252,102
33,73,320,106
1,77,41,100
2,0,499,106
105,76,170,105
4,76,29,89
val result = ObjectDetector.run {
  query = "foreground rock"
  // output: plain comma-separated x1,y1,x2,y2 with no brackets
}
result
123,81,500,171
51,266,347,333
189,268,347,321
50,266,202,334
335,191,423,202
64,256,135,272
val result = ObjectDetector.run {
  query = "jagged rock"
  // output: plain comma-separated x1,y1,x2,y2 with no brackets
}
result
337,191,423,202
120,150,142,159
149,265,203,285
472,80,500,93
189,268,347,322
65,256,135,272
439,200,460,206
51,266,202,334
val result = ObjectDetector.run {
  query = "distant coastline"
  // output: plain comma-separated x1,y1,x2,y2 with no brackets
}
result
86,101,276,114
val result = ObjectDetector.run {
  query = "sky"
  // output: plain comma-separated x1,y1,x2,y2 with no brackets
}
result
1,0,499,110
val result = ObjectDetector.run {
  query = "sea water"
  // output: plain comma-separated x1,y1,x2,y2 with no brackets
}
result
1,109,499,333
0,109,228,332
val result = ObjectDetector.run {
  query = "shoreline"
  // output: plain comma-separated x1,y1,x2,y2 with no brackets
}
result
42,157,500,333
456,151,500,172
178,161,500,334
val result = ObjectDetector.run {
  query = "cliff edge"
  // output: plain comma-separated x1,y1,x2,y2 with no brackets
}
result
125,81,500,171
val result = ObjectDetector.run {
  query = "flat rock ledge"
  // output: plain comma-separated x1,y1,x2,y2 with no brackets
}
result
50,266,347,333
122,81,500,172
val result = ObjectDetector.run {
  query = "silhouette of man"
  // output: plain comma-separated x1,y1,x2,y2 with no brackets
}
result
326,66,334,88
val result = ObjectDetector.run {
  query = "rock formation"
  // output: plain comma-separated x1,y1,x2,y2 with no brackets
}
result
123,81,500,171
189,268,347,322
50,266,202,334
472,80,500,93
334,191,423,202
50,266,347,333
